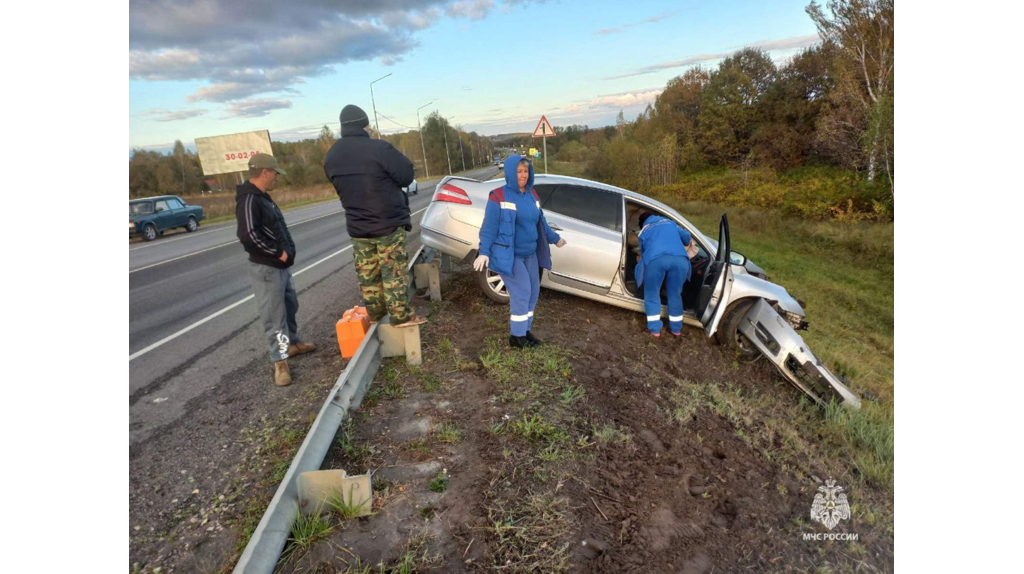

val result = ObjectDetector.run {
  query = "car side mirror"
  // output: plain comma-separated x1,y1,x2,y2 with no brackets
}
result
729,251,747,266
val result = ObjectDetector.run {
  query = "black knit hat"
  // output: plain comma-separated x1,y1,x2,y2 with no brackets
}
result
340,105,369,129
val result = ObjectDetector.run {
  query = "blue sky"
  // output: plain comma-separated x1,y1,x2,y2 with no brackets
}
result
129,0,820,153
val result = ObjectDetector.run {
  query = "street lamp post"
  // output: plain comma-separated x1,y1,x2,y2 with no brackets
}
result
369,73,392,139
442,115,453,175
416,101,433,178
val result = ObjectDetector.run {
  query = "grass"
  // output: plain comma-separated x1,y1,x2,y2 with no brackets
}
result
287,510,333,552
187,183,337,222
486,493,573,573
428,470,449,493
433,420,463,444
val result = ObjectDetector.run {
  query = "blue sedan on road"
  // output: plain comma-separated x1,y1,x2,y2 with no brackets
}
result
130,195,205,241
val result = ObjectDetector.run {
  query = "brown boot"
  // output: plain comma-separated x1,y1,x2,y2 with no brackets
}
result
395,314,428,328
287,340,317,357
274,360,292,387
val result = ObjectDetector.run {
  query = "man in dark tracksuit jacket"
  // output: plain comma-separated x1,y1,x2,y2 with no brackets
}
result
236,154,316,387
324,104,426,327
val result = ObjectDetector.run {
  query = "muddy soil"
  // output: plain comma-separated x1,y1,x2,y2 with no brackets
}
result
278,266,894,573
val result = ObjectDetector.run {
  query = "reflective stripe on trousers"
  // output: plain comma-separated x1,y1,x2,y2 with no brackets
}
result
499,253,540,337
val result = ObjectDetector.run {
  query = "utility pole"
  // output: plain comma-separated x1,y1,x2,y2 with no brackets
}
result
442,114,453,175
456,123,466,172
416,101,433,178
369,73,392,139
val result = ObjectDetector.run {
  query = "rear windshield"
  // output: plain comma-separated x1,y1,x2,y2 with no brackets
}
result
130,202,154,215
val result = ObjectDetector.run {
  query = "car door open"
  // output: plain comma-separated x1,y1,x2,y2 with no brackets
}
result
695,214,734,337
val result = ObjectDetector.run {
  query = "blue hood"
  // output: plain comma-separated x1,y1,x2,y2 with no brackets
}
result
503,155,534,195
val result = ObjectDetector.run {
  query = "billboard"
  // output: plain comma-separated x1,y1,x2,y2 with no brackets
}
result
195,130,273,176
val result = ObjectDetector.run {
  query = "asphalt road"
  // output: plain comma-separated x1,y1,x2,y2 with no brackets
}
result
128,166,500,446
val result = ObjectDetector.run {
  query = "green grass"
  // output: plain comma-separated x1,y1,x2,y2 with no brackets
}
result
287,510,333,551
434,420,463,444
428,470,450,493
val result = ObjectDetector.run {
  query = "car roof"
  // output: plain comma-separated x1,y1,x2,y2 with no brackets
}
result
505,173,719,247
129,195,178,203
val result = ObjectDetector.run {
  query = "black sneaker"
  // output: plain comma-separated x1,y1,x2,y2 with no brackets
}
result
525,331,542,346
509,335,530,349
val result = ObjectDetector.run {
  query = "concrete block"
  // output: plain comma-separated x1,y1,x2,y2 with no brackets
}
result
297,469,373,518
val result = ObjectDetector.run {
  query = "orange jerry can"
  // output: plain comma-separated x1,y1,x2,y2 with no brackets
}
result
336,306,371,358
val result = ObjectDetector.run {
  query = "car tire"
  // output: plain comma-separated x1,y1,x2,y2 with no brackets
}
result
715,299,760,361
476,267,510,304
186,217,198,232
143,224,157,242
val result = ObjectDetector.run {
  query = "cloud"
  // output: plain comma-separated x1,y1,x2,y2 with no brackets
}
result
446,0,494,20
582,89,663,109
138,107,209,122
595,11,673,35
604,34,821,80
223,99,293,118
130,1,459,107
156,108,208,121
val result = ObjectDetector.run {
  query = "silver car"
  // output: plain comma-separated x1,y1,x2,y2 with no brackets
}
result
419,174,861,410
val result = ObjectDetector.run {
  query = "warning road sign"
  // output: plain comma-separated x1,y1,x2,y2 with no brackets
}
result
532,115,555,138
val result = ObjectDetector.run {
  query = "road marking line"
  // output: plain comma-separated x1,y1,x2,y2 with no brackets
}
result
128,205,432,362
128,209,346,274
129,241,237,274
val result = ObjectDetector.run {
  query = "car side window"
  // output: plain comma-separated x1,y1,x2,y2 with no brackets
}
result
167,198,184,209
543,185,622,232
533,184,557,206
154,200,170,212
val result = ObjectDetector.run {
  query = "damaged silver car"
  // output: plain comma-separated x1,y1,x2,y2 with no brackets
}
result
418,174,861,410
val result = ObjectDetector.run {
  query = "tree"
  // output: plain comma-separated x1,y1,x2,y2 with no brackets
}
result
317,125,336,154
807,0,894,183
173,140,187,195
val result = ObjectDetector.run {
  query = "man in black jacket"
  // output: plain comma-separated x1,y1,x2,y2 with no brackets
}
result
236,154,316,387
325,104,426,328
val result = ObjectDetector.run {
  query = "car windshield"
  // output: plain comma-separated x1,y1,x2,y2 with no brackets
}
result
130,202,154,215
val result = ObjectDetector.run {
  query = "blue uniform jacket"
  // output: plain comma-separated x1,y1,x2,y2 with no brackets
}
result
478,156,562,276
635,215,693,287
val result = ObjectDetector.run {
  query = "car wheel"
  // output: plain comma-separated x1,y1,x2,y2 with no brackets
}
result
143,224,157,241
476,267,510,304
715,299,760,361
186,217,198,232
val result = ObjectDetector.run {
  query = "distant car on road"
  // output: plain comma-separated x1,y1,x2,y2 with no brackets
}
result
493,157,502,167
130,195,205,241
403,179,419,195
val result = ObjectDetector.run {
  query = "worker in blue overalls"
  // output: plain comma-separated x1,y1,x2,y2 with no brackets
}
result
635,212,693,338
474,156,567,348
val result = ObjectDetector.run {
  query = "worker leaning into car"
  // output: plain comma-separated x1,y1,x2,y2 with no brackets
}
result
474,156,566,349
635,212,695,338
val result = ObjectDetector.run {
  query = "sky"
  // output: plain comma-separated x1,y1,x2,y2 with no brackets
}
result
128,0,821,153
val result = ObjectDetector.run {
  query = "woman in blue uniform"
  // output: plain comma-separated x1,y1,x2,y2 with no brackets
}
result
474,156,567,348
635,212,693,337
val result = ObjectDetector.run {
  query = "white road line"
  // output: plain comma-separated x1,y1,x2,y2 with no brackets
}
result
128,209,345,274
129,241,237,274
127,206,433,362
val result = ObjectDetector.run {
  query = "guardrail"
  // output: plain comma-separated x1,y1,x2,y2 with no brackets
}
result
233,245,435,574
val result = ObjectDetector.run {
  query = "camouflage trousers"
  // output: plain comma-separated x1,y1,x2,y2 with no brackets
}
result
351,227,412,323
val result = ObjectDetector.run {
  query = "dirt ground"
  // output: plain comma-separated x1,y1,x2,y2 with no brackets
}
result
275,265,894,573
